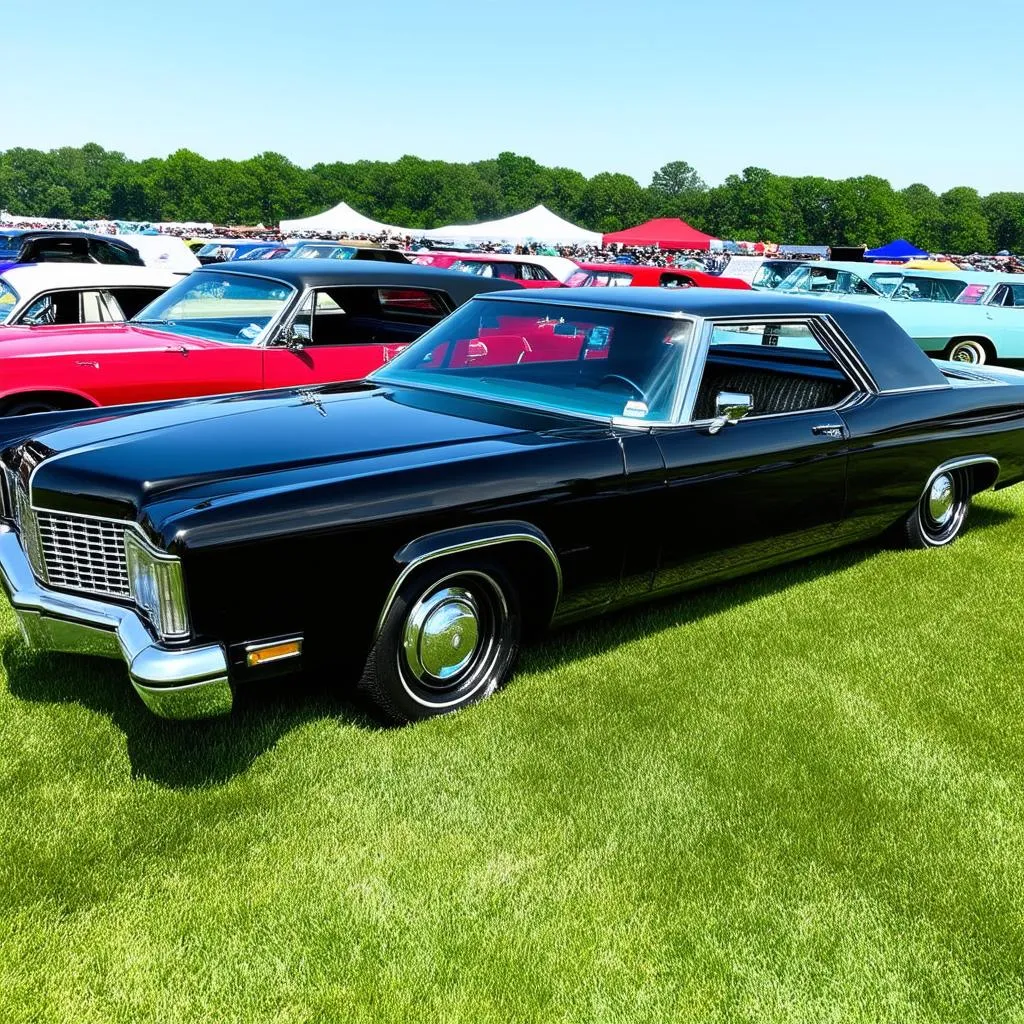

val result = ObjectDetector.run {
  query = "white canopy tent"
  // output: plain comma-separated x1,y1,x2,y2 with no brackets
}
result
279,201,401,236
417,205,601,246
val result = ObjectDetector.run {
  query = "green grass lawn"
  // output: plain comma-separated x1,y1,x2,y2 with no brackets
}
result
2,490,1024,1023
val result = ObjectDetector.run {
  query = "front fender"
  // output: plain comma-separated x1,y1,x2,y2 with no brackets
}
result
378,520,563,636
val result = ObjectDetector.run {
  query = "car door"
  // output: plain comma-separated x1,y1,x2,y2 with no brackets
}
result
262,285,452,388
982,283,1024,359
61,327,265,407
651,318,856,594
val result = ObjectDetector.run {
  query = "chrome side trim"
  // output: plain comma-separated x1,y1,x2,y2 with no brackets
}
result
376,527,563,637
0,524,230,720
921,456,999,499
876,384,952,395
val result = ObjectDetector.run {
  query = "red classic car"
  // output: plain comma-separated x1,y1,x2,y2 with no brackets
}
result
428,253,576,288
0,261,517,416
566,263,751,290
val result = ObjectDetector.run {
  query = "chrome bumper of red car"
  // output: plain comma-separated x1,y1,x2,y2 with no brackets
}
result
0,524,232,719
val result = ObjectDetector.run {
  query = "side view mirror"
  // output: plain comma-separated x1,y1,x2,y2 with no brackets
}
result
280,323,305,351
708,391,753,435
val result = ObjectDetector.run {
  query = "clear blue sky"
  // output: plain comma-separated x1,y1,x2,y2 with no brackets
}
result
7,0,1020,195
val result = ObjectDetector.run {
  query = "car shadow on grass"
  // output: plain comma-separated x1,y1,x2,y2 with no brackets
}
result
521,501,1015,675
1,502,1013,788
1,636,382,788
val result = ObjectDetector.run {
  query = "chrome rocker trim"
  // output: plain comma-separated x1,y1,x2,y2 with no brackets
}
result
0,524,231,719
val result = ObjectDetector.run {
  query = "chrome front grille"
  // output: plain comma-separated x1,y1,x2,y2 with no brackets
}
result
35,510,131,599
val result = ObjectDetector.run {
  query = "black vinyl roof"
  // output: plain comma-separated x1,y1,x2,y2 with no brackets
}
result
203,258,522,305
0,229,139,247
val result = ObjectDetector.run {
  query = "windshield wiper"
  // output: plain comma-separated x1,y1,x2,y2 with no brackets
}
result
132,318,174,326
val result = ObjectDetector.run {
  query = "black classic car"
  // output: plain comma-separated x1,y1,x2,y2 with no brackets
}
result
1,289,1023,724
0,230,144,269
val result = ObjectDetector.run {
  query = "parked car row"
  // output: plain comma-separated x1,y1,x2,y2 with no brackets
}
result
1,280,1023,727
0,261,514,415
755,259,1024,365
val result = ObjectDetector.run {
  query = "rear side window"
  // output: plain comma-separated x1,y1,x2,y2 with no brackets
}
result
294,287,451,346
692,320,856,419
377,288,450,317
660,274,693,288
108,287,168,320
23,237,91,263
90,239,142,266
521,264,554,281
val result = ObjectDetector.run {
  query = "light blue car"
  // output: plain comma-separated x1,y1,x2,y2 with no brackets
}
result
769,261,1024,364
865,276,1024,364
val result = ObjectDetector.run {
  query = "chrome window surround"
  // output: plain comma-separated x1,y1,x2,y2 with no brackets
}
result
676,313,877,427
375,531,563,638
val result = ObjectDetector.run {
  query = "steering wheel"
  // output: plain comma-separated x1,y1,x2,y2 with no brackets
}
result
597,373,648,404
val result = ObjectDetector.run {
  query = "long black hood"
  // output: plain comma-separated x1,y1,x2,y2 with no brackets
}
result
23,383,581,532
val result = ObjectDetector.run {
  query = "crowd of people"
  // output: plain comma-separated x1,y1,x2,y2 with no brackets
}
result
2,214,1021,274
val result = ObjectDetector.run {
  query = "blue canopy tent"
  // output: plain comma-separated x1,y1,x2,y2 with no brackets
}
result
864,239,928,261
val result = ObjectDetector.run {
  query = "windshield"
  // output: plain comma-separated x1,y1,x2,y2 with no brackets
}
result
197,243,239,259
867,273,903,296
370,298,695,423
0,279,18,322
568,269,633,288
131,272,294,344
0,235,20,256
291,243,358,260
236,246,276,261
752,262,800,289
448,259,494,277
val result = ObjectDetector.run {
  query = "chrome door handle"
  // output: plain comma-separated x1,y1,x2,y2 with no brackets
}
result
812,423,846,438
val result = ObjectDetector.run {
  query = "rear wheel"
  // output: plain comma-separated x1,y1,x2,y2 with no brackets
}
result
901,468,972,548
0,398,61,416
944,338,989,365
359,556,521,724
0,394,94,417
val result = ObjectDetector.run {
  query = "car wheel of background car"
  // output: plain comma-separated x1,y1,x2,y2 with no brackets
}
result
0,393,95,417
358,556,521,724
0,398,62,416
901,468,972,548
944,338,990,365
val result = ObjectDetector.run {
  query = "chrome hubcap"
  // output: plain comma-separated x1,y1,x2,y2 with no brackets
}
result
952,344,980,364
928,473,955,525
403,587,481,686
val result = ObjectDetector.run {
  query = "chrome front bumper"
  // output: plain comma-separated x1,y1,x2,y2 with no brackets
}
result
0,524,232,719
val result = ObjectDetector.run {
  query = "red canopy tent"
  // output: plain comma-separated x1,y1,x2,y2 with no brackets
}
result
602,218,720,250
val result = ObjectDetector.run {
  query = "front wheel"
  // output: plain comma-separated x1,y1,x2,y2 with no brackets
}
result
944,338,989,365
359,557,521,724
901,468,972,548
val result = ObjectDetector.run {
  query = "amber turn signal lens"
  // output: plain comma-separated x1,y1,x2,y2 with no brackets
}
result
246,641,301,667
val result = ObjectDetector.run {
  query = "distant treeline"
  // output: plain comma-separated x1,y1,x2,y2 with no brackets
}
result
1,143,1020,252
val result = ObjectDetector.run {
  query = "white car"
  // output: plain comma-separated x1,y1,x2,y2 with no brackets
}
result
0,264,180,327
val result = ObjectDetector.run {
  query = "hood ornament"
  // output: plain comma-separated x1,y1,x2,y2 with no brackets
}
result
297,389,327,417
